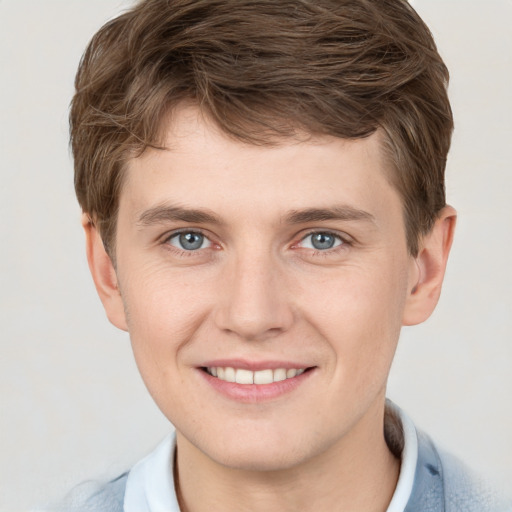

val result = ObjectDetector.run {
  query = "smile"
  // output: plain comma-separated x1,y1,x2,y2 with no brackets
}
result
205,367,306,385
199,363,315,402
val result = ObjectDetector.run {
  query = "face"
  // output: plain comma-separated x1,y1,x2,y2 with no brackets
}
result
104,106,421,471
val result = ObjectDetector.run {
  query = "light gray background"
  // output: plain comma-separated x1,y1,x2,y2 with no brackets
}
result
1,1,511,510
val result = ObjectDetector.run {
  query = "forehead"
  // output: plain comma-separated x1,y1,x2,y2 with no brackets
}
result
121,105,402,228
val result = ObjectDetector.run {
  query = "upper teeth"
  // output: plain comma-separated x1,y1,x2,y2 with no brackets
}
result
207,367,306,384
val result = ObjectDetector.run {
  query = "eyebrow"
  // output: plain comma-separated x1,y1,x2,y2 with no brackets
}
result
136,204,222,227
136,203,375,228
284,206,375,225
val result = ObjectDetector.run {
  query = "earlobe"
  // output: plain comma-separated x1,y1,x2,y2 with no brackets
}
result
402,206,457,326
82,214,128,332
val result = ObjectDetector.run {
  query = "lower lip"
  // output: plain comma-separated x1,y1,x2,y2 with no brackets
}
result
198,369,314,403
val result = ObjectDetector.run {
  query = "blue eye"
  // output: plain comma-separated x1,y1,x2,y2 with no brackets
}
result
301,232,343,250
168,232,211,251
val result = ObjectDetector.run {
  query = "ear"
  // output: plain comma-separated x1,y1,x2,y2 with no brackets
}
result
82,214,128,331
402,206,457,326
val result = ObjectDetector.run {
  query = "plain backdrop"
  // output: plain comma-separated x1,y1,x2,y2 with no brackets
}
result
1,0,511,510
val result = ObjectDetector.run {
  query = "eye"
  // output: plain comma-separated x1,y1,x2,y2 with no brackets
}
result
167,231,212,251
299,232,343,250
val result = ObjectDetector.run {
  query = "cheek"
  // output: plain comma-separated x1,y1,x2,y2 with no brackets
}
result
122,259,210,326
298,258,409,374
119,264,214,378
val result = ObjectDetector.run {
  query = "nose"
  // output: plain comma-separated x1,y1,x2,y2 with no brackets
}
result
214,250,294,341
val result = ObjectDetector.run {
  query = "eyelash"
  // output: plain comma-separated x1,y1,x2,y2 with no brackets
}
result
294,231,351,255
162,229,215,257
160,229,352,258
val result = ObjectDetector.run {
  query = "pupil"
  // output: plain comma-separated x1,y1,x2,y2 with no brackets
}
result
312,233,335,250
180,232,203,250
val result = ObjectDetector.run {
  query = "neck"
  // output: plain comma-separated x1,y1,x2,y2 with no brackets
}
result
174,399,400,512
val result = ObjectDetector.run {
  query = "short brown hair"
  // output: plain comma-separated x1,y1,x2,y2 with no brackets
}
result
71,0,453,256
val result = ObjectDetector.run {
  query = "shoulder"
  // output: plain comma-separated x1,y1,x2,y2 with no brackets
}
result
50,472,128,512
439,448,511,512
408,430,512,512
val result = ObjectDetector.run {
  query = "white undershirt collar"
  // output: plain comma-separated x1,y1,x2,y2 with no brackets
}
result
124,434,179,512
385,403,418,512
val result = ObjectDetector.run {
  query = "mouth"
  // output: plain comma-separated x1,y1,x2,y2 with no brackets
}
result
202,366,309,385
198,360,316,402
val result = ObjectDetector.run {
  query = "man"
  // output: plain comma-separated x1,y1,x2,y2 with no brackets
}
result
64,0,511,510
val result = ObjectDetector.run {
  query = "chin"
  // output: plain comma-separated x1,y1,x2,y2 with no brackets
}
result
211,444,310,473
194,424,330,473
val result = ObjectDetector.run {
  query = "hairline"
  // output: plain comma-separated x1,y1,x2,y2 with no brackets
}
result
95,105,421,261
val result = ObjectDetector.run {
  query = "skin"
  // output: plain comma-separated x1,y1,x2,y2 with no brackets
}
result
84,105,456,512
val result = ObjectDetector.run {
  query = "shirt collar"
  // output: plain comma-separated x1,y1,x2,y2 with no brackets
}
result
124,434,180,512
385,401,419,512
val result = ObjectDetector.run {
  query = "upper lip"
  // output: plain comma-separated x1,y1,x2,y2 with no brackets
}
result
200,359,313,371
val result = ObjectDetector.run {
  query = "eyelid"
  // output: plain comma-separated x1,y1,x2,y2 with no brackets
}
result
161,228,210,243
293,229,353,248
168,231,211,250
158,227,352,257
160,228,221,256
302,232,341,249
